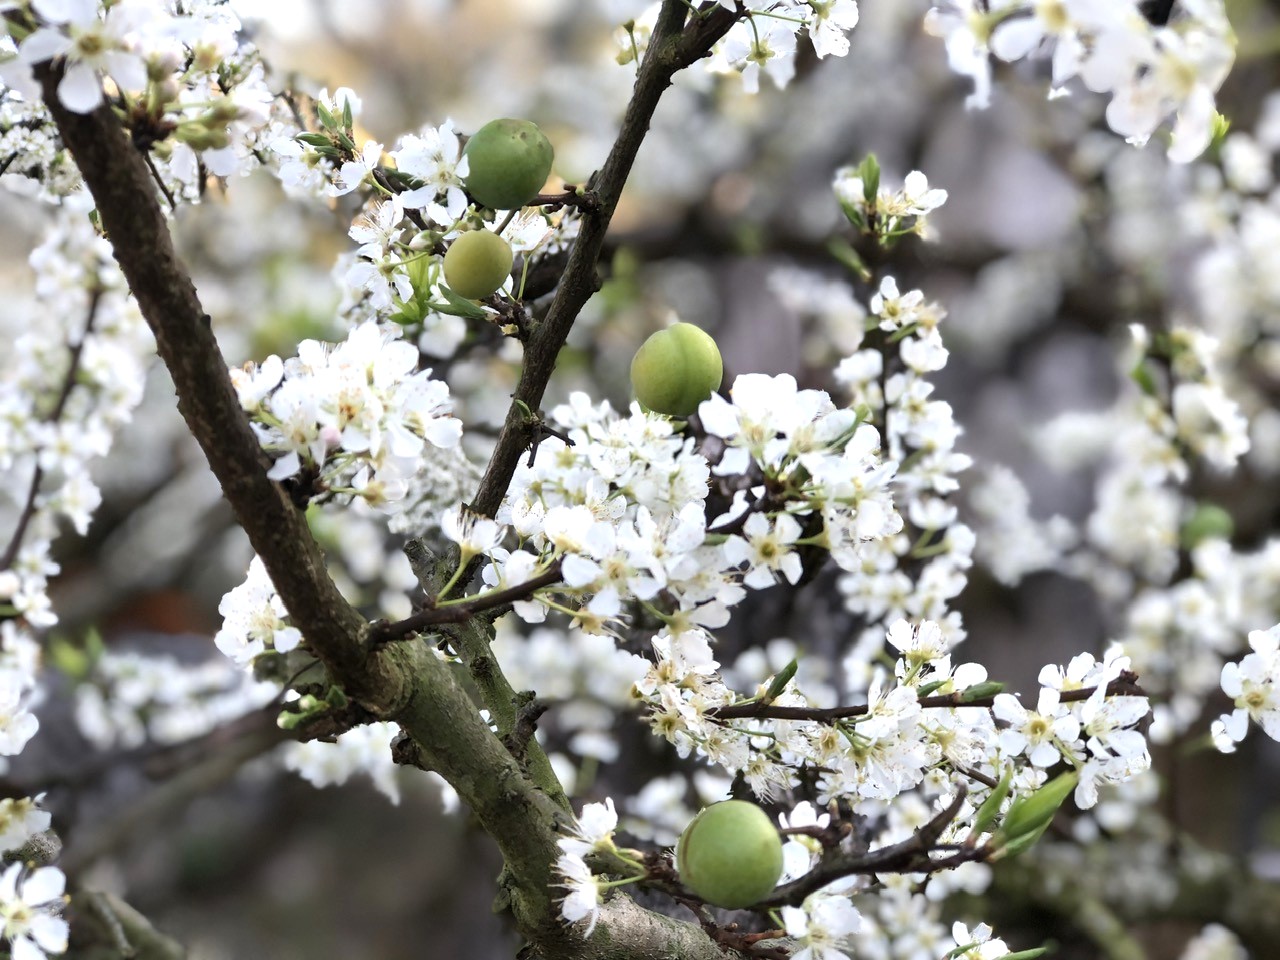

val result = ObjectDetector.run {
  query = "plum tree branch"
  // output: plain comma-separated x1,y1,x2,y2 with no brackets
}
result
36,64,374,697
709,673,1148,723
444,1,744,843
760,788,980,907
469,0,743,520
371,559,564,642
0,285,101,572
981,834,1280,959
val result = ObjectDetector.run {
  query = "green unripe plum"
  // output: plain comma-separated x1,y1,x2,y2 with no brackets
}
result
676,800,783,909
443,230,513,300
1180,502,1234,549
630,322,723,417
463,118,555,210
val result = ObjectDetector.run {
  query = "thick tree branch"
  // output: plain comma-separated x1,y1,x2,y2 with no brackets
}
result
441,1,745,848
398,540,568,807
36,64,374,697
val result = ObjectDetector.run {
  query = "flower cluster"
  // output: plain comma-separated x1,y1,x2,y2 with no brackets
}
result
834,161,949,243
0,193,155,957
925,0,1235,162
448,364,906,645
75,649,278,750
229,321,462,508
488,394,721,633
834,281,975,674
213,556,303,667
782,893,866,960
998,316,1257,746
267,90,580,361
573,638,1138,953
615,1,861,90
553,797,631,937
612,1,1231,163
283,721,412,805
4,0,279,199
636,617,1150,815
1210,624,1280,753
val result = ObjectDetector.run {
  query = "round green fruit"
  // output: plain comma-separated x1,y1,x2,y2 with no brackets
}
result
676,800,783,909
1180,502,1234,549
463,118,555,210
443,230,513,300
630,322,723,417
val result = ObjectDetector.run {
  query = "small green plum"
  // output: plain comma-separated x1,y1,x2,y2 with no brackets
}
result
676,800,783,909
1180,502,1234,549
463,118,555,210
629,322,723,417
443,230,513,300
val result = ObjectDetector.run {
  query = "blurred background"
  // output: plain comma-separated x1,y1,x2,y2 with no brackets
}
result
5,0,1280,956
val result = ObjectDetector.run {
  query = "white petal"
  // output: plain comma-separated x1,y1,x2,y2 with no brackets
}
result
30,914,69,952
22,867,65,904
267,451,301,480
990,19,1044,62
103,50,147,92
57,61,104,113
17,29,72,64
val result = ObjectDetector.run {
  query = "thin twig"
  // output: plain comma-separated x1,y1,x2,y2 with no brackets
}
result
467,4,745,521
761,788,976,907
370,560,564,643
709,673,1148,724
0,286,103,572
60,718,290,875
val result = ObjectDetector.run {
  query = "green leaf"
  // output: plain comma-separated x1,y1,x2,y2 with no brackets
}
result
857,153,880,204
970,765,1014,838
826,237,871,282
960,681,1005,702
996,770,1079,857
1130,359,1158,397
315,102,337,131
436,286,491,320
763,658,799,703
390,298,424,326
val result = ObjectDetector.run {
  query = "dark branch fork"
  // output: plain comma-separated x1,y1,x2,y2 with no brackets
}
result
370,560,565,643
